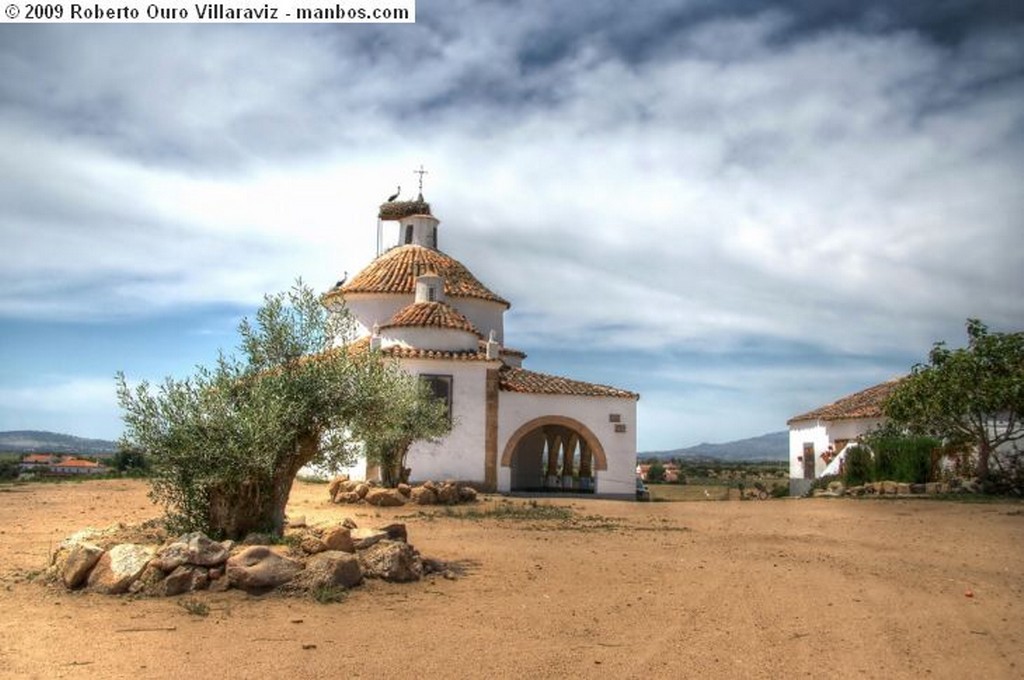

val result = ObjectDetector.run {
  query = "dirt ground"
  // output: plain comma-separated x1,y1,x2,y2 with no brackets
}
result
0,480,1021,679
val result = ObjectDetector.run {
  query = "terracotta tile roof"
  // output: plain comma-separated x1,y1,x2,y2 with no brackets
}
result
330,245,510,308
499,345,527,359
381,302,481,336
498,366,639,399
787,378,905,424
54,458,102,468
347,336,494,362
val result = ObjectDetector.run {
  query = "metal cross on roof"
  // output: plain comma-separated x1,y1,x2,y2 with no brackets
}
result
414,164,428,195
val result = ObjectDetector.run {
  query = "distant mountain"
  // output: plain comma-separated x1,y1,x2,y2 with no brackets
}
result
642,430,788,462
0,430,118,455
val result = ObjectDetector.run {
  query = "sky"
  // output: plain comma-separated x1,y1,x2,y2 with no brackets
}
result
0,1,1022,451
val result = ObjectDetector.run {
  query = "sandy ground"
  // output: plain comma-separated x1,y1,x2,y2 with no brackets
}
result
0,480,1021,679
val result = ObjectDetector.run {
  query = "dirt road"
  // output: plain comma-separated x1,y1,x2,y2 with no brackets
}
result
0,480,1021,679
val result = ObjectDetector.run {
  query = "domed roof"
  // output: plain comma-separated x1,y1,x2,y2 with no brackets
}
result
381,301,481,336
332,244,510,307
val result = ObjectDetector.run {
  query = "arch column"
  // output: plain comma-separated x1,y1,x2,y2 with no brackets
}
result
544,427,561,488
562,431,579,490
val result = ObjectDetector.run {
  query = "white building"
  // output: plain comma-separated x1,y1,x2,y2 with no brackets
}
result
322,192,639,498
786,379,902,494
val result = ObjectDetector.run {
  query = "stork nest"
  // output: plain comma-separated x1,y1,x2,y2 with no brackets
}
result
378,199,432,221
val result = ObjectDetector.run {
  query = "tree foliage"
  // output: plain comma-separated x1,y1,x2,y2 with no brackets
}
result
646,461,666,483
884,319,1024,482
116,281,446,538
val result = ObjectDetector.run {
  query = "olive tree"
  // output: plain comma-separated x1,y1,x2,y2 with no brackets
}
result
884,319,1024,483
116,281,443,538
354,366,451,488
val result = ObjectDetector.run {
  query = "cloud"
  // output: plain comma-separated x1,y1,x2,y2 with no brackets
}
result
0,3,1021,446
0,377,121,439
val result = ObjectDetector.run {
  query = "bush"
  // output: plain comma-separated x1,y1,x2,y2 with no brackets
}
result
843,445,873,487
865,432,938,484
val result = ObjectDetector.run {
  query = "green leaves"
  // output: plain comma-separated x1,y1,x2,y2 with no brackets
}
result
116,280,442,537
884,319,1024,481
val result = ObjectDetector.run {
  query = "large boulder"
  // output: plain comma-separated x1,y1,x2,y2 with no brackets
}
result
458,485,478,503
436,483,459,505
59,542,105,589
87,544,155,594
358,540,422,582
162,565,210,596
379,523,408,543
226,546,303,591
323,526,355,553
364,488,406,507
328,475,350,501
410,486,437,505
297,551,362,590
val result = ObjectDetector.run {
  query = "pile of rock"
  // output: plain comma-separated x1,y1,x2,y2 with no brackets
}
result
813,479,978,497
329,477,478,507
48,517,451,598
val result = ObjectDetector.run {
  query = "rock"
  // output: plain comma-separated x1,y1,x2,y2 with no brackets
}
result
436,483,458,505
458,485,478,503
910,483,926,495
411,486,437,505
925,482,941,494
152,541,190,572
241,532,277,545
896,483,911,495
297,551,362,590
226,546,303,591
364,488,406,507
378,523,408,543
358,540,422,582
342,517,358,530
162,565,210,596
300,536,327,555
185,532,229,567
880,481,898,495
355,483,370,499
322,527,355,553
336,491,361,504
397,483,412,498
328,476,348,501
131,563,168,595
86,544,154,594
287,515,307,528
350,528,388,551
60,542,105,589
220,539,236,552
827,481,845,495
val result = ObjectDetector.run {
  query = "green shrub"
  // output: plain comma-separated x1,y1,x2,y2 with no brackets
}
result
843,445,873,487
865,432,938,483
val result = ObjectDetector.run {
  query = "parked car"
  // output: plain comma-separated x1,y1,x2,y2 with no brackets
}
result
636,477,651,501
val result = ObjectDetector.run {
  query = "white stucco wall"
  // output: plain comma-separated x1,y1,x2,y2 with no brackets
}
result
788,416,885,479
496,392,638,498
340,293,505,346
402,359,494,483
451,297,505,344
382,326,479,352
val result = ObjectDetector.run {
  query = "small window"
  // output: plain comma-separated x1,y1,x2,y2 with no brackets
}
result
427,286,437,302
404,224,414,244
419,374,453,422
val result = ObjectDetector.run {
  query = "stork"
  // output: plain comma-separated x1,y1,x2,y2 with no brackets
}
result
386,185,400,202
334,271,348,288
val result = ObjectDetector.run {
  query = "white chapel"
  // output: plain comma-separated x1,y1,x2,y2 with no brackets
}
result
323,188,639,498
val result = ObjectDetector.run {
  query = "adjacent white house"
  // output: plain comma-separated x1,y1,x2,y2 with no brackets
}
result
787,379,902,493
320,191,640,498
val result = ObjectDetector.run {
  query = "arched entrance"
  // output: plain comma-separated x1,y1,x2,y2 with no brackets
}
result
501,416,607,494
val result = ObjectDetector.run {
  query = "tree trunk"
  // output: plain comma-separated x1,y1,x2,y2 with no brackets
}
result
977,439,991,483
206,433,319,539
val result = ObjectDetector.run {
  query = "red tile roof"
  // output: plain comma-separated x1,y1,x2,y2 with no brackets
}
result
498,367,639,399
329,245,510,307
381,302,481,336
347,336,493,362
787,378,905,424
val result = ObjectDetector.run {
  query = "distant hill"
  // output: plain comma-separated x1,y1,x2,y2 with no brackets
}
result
642,430,788,462
0,430,118,455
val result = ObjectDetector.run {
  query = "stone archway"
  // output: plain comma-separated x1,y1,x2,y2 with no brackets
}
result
501,416,607,493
